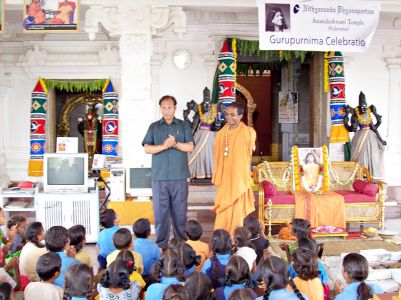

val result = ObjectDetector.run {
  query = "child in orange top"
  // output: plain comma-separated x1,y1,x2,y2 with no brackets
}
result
290,248,324,300
185,220,210,270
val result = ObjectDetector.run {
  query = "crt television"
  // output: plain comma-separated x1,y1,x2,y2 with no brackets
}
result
125,167,152,199
43,153,89,193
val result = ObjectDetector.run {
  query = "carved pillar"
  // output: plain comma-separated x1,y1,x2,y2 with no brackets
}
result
0,66,12,184
384,57,401,185
84,4,187,165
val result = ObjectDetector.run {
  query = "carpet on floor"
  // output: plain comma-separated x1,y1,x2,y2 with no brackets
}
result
271,239,401,257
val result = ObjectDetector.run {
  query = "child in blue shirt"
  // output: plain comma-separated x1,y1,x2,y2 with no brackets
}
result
257,255,307,300
215,256,256,300
44,226,78,288
335,253,383,300
169,241,200,278
145,249,185,300
133,218,161,280
201,229,232,289
97,209,120,269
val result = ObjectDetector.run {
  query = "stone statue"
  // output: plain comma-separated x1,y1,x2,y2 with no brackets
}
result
184,87,220,179
344,91,386,178
78,106,101,168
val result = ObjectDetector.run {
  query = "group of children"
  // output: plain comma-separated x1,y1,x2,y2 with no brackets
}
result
0,206,386,300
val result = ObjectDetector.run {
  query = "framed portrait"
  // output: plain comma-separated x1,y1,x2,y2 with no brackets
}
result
23,0,79,32
264,3,291,33
296,147,323,191
0,0,4,33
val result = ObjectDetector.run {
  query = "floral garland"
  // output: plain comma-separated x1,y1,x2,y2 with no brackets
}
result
232,38,237,88
355,107,372,125
292,146,301,190
263,161,292,189
328,160,360,186
322,145,330,192
198,104,216,124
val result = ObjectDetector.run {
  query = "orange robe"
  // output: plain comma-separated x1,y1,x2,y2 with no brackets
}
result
212,122,256,234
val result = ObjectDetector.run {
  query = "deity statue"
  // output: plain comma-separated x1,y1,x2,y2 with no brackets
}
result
344,91,386,178
184,87,221,179
77,106,101,168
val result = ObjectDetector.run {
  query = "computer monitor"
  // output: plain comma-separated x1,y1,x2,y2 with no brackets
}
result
125,167,152,199
43,153,89,193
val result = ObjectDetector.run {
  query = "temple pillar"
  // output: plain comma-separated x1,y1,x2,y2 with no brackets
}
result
384,57,401,185
0,64,12,184
84,4,187,166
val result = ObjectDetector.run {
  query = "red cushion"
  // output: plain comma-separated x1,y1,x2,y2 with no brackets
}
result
264,191,295,204
352,180,379,197
262,180,277,197
335,190,376,203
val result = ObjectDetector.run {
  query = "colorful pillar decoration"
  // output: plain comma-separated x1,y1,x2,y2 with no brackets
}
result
28,78,48,176
102,80,119,158
328,52,349,143
212,38,237,120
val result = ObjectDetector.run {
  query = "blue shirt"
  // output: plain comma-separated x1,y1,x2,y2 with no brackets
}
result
256,289,309,300
201,253,231,273
335,281,384,300
289,260,329,284
134,238,161,275
142,117,193,180
216,283,246,300
10,234,21,253
145,277,184,300
97,226,119,257
54,252,78,288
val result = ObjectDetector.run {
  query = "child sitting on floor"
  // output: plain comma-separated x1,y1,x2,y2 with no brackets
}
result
334,253,383,300
244,215,269,265
64,263,94,300
185,220,210,270
258,255,306,300
97,209,120,270
291,248,323,300
132,218,160,281
45,226,78,288
201,229,232,289
232,227,257,272
98,260,142,300
24,252,63,300
145,249,185,300
185,271,215,300
106,228,143,274
69,225,94,268
116,249,145,289
170,241,201,278
215,256,256,300
7,215,27,254
19,222,47,282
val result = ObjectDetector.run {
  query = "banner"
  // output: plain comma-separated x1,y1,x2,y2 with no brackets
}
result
102,80,119,159
257,0,380,52
24,0,79,31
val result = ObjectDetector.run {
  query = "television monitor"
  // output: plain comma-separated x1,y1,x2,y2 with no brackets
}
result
125,167,152,199
43,153,89,193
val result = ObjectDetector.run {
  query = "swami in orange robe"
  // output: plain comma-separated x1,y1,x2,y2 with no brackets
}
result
27,0,46,24
212,121,256,234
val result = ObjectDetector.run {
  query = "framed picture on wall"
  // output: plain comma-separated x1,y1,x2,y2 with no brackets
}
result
0,0,4,33
23,0,79,32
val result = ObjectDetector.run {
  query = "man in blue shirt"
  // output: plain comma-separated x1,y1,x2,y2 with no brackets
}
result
142,95,194,249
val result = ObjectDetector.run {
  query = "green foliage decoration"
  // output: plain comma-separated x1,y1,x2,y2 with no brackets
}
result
44,79,107,93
